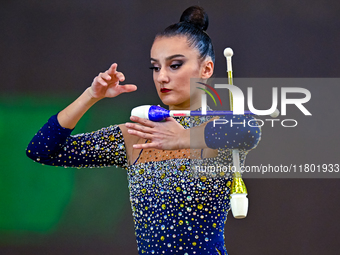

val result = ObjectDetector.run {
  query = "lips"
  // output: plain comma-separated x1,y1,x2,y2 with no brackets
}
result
160,88,171,93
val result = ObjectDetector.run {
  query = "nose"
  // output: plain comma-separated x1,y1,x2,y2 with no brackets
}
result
156,67,170,84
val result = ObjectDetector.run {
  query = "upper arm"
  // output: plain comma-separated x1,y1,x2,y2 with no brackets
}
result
204,115,261,151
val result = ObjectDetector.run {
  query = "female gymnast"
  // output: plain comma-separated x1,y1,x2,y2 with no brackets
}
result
27,6,261,255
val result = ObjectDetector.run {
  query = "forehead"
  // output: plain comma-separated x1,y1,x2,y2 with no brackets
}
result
150,36,199,60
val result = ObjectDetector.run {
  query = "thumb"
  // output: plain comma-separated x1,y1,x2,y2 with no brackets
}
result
118,84,137,94
165,117,177,122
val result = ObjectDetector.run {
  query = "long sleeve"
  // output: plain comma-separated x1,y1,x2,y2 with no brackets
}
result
26,114,128,169
204,114,261,151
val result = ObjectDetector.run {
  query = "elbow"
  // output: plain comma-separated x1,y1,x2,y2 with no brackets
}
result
26,138,47,163
241,125,261,151
26,142,40,162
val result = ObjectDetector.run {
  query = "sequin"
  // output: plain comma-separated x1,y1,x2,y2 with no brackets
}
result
200,176,207,182
124,115,239,254
26,111,257,255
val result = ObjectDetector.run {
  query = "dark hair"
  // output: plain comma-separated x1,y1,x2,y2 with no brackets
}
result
156,6,215,63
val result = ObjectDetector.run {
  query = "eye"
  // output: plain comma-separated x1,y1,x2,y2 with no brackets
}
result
149,66,160,72
170,63,183,70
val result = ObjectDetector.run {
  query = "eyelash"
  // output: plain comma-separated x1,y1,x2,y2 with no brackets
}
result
170,63,182,70
149,66,160,71
149,63,183,72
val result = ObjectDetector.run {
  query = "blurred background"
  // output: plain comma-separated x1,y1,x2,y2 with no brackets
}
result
1,0,339,254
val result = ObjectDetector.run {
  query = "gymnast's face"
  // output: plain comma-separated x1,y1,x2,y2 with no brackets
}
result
150,36,213,110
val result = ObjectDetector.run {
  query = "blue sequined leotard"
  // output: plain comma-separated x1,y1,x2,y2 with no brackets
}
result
27,113,260,255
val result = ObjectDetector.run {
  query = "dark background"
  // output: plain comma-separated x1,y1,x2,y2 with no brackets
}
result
1,0,339,254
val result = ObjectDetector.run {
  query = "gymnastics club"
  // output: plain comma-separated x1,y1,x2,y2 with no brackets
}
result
224,48,280,219
131,105,255,122
224,47,249,219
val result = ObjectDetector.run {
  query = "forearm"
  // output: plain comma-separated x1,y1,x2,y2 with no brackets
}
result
26,114,128,169
57,87,101,129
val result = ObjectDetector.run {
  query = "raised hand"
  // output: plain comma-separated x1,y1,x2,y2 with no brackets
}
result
89,63,137,99
57,63,137,129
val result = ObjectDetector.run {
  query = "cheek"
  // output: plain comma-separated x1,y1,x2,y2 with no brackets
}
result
153,73,160,90
178,68,200,90
178,66,199,84
175,75,191,95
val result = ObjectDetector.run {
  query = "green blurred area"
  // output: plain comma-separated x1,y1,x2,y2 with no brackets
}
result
0,95,132,243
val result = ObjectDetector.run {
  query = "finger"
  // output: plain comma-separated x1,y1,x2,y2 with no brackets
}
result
117,84,137,93
133,142,160,150
127,129,154,139
116,72,125,82
125,122,154,134
107,63,118,76
102,71,112,81
130,115,156,127
96,76,108,86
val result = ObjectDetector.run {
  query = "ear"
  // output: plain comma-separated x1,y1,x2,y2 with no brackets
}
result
200,59,214,79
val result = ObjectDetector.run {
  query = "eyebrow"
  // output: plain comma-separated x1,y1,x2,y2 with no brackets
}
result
150,54,185,62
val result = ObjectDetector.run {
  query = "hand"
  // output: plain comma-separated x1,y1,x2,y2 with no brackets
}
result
89,63,137,99
125,116,188,150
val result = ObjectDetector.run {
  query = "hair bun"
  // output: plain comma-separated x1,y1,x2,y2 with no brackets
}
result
179,6,209,31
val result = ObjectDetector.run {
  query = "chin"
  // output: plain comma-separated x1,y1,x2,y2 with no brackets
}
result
158,94,171,104
160,98,186,108
160,99,177,107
